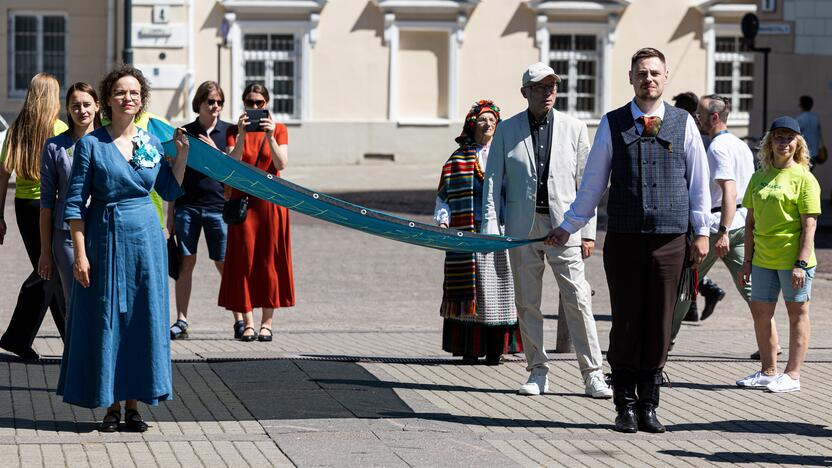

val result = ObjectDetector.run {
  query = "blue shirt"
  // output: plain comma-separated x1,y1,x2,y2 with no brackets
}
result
797,111,821,157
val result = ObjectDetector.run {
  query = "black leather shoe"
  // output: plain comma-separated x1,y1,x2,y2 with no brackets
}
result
0,342,40,360
124,409,148,432
614,408,638,433
99,409,120,433
233,320,245,339
637,407,666,433
699,278,725,321
683,301,699,322
239,326,258,342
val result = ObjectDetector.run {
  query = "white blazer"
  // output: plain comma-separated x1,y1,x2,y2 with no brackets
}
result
481,109,596,245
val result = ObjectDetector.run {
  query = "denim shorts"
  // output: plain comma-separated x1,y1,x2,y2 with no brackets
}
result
174,205,227,261
750,265,815,303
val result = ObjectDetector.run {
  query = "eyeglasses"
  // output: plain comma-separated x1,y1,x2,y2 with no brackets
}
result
244,99,267,108
527,84,557,94
206,99,224,106
113,90,141,101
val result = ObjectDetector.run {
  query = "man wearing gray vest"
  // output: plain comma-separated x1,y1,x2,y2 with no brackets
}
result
548,48,710,433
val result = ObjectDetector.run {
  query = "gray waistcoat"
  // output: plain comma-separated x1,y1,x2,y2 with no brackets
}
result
606,103,689,234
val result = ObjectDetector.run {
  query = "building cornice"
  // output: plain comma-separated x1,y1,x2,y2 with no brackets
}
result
221,0,327,16
693,1,756,17
372,0,480,16
526,0,630,17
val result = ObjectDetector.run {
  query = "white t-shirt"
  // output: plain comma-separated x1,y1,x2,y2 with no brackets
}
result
708,131,755,233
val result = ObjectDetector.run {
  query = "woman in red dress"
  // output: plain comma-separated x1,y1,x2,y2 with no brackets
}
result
219,83,294,342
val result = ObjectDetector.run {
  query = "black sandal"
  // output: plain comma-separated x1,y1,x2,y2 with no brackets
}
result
99,409,120,432
258,326,273,342
239,326,258,342
124,409,148,432
233,320,245,339
170,319,189,340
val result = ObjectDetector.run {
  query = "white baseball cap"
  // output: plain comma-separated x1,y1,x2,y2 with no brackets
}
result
522,62,561,87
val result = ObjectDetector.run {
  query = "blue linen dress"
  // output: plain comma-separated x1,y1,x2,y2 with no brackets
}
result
56,126,183,408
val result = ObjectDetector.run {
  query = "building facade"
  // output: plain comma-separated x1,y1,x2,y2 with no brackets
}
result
752,0,832,195
3,0,772,169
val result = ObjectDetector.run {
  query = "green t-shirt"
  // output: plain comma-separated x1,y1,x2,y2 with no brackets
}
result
1,120,69,199
743,164,821,270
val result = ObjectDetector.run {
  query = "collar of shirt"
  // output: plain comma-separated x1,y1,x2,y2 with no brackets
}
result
527,109,553,129
476,144,489,170
629,99,665,134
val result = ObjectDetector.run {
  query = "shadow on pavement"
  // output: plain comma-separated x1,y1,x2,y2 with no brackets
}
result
329,190,436,216
379,411,607,430
312,378,516,395
0,359,414,431
666,419,832,437
659,449,832,466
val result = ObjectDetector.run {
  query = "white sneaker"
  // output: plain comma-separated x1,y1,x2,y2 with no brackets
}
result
518,368,549,395
736,371,778,388
766,374,800,393
584,372,613,399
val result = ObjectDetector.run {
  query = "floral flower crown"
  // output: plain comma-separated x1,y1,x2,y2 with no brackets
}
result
455,99,501,145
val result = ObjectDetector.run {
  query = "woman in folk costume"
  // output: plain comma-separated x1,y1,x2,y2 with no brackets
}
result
434,100,522,365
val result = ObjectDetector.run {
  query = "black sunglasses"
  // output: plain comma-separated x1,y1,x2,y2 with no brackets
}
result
244,99,267,107
206,98,224,106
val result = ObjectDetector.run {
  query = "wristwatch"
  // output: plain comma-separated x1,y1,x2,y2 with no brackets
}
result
794,259,809,269
718,225,728,234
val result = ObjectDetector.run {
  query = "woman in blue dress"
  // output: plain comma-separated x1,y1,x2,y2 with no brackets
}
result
56,66,189,432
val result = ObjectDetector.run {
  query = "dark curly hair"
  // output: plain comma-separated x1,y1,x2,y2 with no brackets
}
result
99,65,150,121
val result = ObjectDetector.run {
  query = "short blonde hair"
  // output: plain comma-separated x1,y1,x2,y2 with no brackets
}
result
757,130,811,170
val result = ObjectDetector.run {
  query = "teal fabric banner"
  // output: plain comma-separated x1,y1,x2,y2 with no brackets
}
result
148,118,542,252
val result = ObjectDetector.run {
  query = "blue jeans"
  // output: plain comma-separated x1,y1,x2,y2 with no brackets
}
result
174,205,227,261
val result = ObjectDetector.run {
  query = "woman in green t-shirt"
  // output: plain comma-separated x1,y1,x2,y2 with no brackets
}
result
736,116,820,394
0,73,68,360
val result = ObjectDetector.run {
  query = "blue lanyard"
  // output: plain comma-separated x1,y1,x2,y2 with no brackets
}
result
712,130,729,140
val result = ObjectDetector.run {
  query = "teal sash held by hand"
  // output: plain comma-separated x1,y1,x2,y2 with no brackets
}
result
148,118,543,253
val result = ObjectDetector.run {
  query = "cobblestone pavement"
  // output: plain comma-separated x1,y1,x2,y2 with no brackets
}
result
2,168,832,467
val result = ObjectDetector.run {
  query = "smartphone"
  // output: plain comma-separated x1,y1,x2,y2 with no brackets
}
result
244,108,269,132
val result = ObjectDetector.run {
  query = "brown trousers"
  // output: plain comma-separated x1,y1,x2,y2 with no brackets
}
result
603,232,686,378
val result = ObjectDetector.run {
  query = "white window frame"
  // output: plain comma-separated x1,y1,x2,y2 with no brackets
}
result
705,23,754,125
227,16,317,123
7,11,69,99
538,21,614,122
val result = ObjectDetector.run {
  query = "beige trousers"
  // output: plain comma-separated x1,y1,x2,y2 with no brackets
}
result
508,213,604,376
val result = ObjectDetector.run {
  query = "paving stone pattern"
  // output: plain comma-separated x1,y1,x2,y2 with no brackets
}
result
2,179,832,466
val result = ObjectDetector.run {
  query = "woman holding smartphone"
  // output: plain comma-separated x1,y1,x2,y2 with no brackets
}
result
219,83,295,342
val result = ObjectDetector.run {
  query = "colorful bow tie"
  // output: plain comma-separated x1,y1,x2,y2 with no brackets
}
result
637,116,662,138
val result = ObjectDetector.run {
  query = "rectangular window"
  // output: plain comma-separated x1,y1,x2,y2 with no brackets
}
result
713,36,754,117
549,34,600,118
242,33,300,120
9,13,67,95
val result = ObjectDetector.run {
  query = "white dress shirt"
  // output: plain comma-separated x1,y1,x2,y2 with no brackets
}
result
560,100,711,236
434,144,489,226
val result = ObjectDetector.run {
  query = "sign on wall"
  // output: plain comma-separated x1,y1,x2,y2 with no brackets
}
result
152,6,170,24
132,23,186,48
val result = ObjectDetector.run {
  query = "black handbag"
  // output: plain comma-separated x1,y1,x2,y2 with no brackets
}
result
222,196,249,224
167,233,181,280
221,135,265,225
